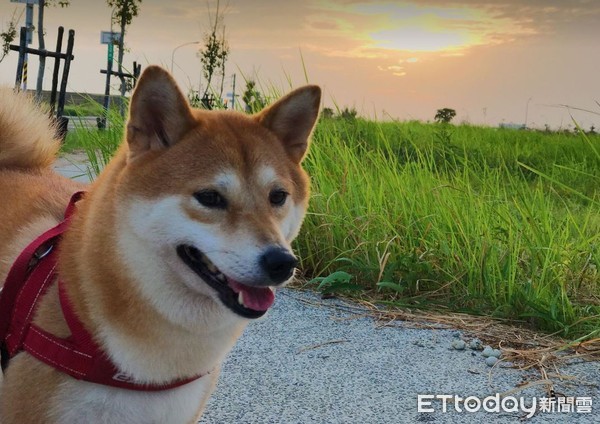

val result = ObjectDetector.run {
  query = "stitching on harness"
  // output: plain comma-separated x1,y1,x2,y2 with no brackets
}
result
23,341,86,377
14,263,57,344
29,326,92,359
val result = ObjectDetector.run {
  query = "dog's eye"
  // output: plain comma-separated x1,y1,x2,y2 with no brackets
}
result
269,189,288,207
194,190,227,209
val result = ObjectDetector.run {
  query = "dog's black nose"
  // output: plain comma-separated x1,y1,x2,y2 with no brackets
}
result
260,247,298,284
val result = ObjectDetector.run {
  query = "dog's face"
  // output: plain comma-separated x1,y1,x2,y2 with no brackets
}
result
114,67,320,323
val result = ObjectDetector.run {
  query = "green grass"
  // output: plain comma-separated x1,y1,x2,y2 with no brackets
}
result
63,110,600,341
61,108,124,179
298,118,600,340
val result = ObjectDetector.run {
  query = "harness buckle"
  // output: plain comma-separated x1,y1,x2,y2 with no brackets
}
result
27,243,54,273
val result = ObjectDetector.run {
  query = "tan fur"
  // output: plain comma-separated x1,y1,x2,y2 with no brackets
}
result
0,88,61,169
0,66,320,423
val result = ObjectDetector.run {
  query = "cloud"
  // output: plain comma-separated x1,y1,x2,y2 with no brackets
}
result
387,65,404,72
220,0,600,80
308,0,600,58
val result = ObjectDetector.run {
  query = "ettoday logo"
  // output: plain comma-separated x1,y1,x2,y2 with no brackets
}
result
417,394,593,417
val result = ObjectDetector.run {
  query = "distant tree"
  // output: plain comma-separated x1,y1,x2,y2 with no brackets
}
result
321,107,334,119
200,0,229,101
242,80,266,113
589,125,596,135
339,106,357,120
435,108,456,124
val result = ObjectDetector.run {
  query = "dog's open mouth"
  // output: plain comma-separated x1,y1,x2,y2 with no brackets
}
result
176,245,275,319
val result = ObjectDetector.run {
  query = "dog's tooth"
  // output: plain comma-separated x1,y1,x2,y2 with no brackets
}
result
238,291,244,306
207,262,218,273
216,272,226,283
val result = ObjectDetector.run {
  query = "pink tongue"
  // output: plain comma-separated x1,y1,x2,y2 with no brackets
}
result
227,280,275,312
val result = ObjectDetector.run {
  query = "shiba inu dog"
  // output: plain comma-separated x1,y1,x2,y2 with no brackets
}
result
0,66,320,423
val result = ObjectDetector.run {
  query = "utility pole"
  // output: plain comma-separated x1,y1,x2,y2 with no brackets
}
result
231,73,236,110
10,0,38,91
35,0,45,98
100,30,119,129
117,4,126,117
524,97,532,129
23,1,33,90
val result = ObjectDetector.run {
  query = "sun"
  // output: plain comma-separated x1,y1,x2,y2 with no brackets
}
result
355,2,488,53
370,26,469,52
313,1,533,55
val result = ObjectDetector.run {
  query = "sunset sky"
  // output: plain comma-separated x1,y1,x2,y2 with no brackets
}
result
1,0,599,129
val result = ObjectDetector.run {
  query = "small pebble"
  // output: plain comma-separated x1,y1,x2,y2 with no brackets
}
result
491,349,502,358
485,356,498,367
468,338,482,350
482,346,494,357
451,339,466,350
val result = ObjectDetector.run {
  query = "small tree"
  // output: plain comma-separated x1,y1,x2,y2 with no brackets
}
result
434,108,456,124
199,0,229,101
339,107,357,121
242,80,265,113
321,107,334,119
0,12,18,64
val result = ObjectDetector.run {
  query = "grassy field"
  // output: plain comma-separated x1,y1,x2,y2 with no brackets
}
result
300,118,600,341
64,115,600,342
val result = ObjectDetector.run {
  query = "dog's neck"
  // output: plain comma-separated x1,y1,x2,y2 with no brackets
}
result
57,147,247,383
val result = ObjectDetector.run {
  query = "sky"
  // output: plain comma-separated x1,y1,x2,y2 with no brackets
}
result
1,0,600,129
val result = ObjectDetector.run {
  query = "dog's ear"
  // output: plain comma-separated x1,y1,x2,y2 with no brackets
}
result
257,85,321,163
126,66,196,159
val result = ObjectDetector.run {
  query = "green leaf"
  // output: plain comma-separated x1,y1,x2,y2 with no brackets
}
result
376,281,406,293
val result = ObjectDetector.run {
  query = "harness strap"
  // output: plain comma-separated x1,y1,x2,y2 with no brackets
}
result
0,190,81,354
4,248,59,356
0,191,206,391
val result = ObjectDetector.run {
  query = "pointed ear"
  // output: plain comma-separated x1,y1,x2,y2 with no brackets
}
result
257,85,321,163
126,66,196,159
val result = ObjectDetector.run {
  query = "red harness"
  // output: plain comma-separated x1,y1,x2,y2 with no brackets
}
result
0,192,204,391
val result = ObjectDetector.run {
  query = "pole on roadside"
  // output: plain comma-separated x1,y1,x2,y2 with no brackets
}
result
100,31,118,129
23,2,34,90
231,73,236,110
35,0,46,99
10,0,38,90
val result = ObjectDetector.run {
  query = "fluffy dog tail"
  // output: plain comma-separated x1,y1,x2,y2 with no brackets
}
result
0,87,61,169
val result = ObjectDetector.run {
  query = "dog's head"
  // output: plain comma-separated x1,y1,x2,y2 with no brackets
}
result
115,66,320,321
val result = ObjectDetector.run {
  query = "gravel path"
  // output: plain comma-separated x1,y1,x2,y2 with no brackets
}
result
199,289,599,424
54,156,599,423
